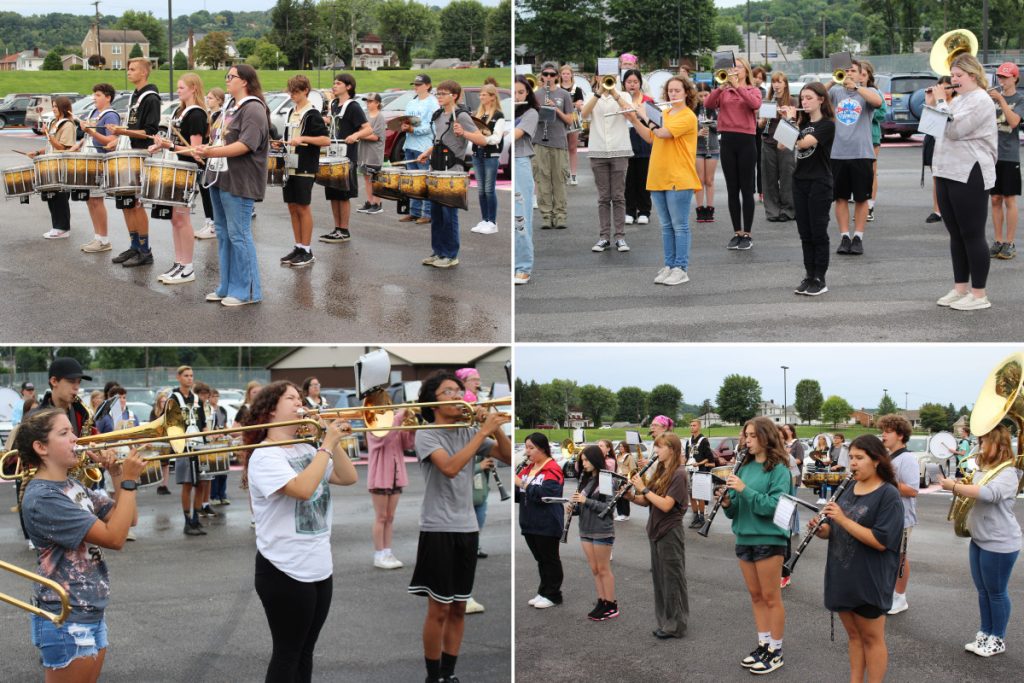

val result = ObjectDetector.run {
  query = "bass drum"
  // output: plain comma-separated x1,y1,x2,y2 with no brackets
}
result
928,430,959,475
644,69,674,100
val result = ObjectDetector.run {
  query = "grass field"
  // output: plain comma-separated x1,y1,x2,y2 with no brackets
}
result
513,424,906,444
0,68,509,97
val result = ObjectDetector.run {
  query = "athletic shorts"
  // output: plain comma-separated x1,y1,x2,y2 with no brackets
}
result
408,530,478,603
990,160,1022,196
324,162,359,201
31,615,108,669
831,158,874,202
283,175,315,205
848,604,886,619
735,543,787,563
174,455,200,485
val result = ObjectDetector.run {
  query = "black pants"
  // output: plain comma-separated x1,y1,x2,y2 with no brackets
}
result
523,533,563,603
254,552,333,683
936,164,990,289
200,183,213,220
46,192,71,231
625,155,651,218
755,126,765,195
616,495,631,517
793,177,834,280
719,132,757,233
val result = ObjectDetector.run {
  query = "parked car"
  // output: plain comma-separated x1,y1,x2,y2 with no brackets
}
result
157,100,181,137
709,436,739,465
874,73,936,139
0,96,32,129
28,93,85,134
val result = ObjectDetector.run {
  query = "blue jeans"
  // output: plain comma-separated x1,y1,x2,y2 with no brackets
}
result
651,189,694,269
514,156,534,275
210,187,261,302
474,153,500,223
475,495,488,532
403,149,431,219
211,474,228,500
969,541,1019,638
430,201,460,258
31,615,108,669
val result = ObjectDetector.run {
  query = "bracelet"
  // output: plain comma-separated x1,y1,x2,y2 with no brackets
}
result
316,447,332,457
953,482,958,495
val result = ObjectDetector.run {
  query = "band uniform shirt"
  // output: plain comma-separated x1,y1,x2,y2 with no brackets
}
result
358,112,386,169
415,428,494,533
174,106,209,165
686,435,714,471
829,444,850,470
432,110,478,168
23,478,114,623
50,118,77,149
127,84,161,150
646,465,688,542
216,97,270,201
403,94,440,153
330,97,368,164
645,106,701,192
968,466,1023,553
793,118,836,181
90,108,121,154
889,447,918,527
828,84,879,160
995,91,1024,162
289,104,329,173
536,86,573,150
248,443,333,582
514,107,539,159
824,482,903,613
171,390,207,480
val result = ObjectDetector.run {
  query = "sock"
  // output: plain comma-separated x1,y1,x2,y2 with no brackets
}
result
300,244,311,252
383,547,391,556
758,631,770,645
295,243,302,249
191,510,199,525
129,232,140,250
181,262,193,273
374,550,383,560
440,652,458,678
769,637,783,652
137,234,150,252
96,234,109,244
425,657,440,680
868,199,875,209
854,231,863,239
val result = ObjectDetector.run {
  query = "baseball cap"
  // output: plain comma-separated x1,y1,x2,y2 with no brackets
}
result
411,74,432,86
997,62,1019,79
47,357,93,382
364,92,382,103
20,381,35,392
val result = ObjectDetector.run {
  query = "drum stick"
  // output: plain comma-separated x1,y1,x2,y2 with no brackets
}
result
110,127,155,141
12,149,32,156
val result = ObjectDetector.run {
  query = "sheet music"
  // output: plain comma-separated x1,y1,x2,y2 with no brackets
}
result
573,428,585,444
599,471,614,496
691,472,713,501
774,119,800,150
625,430,642,446
773,496,796,530
758,102,778,119
919,105,950,138
597,58,619,76
644,102,664,128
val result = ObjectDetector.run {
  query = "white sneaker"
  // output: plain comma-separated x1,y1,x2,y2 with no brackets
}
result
194,224,217,240
625,214,635,225
527,594,542,606
384,550,403,568
966,631,987,653
663,267,689,286
887,593,908,615
477,221,498,234
613,514,626,521
126,530,136,541
465,597,485,614
533,596,556,609
615,239,630,252
568,174,578,185
28,540,35,550
637,215,649,225
374,555,399,569
43,229,69,239
950,293,992,311
816,498,826,505
470,221,487,233
164,266,195,285
936,288,968,307
654,266,671,284
976,635,1006,657
532,196,538,209
80,238,111,253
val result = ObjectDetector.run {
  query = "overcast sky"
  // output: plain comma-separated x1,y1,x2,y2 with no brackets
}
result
515,345,1022,410
5,0,500,17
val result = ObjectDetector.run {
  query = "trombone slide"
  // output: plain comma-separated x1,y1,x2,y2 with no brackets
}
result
0,559,71,626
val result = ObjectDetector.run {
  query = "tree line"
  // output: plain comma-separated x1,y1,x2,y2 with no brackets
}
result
0,347,289,375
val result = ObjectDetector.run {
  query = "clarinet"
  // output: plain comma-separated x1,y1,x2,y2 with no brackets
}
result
782,472,856,574
492,467,511,501
599,454,659,518
697,448,749,537
560,476,587,543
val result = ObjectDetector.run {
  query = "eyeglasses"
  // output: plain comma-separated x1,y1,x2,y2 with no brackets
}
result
436,388,464,398
541,72,557,77
436,91,451,97
225,74,239,82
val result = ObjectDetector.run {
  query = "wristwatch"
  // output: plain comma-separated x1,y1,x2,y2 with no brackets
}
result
120,480,138,491
641,487,651,495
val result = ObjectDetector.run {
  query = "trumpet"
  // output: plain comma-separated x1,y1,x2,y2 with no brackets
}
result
714,69,729,85
0,559,71,626
833,69,847,85
525,74,538,91
600,75,617,91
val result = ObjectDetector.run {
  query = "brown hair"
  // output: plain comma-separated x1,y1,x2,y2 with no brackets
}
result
976,424,1014,469
797,82,835,127
232,64,267,105
858,59,877,88
287,74,312,94
876,414,912,444
768,71,793,107
13,408,64,468
848,434,897,485
662,76,699,111
436,79,463,99
241,381,301,448
53,96,73,120
742,417,789,472
92,83,115,100
128,57,151,74
648,432,683,496
949,54,988,89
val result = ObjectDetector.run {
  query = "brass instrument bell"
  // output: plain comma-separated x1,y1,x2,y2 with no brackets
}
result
929,29,979,76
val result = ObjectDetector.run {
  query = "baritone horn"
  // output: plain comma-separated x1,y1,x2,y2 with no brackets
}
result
0,559,71,625
930,29,979,76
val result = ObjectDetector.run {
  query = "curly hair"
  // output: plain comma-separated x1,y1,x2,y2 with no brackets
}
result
241,381,301,448
876,414,912,444
416,371,463,423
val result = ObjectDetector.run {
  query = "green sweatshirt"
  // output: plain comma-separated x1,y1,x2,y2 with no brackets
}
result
721,459,791,546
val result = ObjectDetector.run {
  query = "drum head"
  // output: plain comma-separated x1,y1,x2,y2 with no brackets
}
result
645,69,674,99
928,431,957,458
811,433,833,453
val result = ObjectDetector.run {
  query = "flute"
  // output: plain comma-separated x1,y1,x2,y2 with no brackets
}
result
599,454,659,518
604,99,687,116
697,448,749,537
782,472,856,574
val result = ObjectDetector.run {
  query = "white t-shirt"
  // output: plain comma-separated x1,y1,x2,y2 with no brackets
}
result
249,443,333,582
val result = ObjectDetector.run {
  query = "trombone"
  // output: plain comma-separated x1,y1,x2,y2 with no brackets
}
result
0,559,71,626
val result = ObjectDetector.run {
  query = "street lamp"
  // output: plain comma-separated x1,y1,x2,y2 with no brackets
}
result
781,365,789,425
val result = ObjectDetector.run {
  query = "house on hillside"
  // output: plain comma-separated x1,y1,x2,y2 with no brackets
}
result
2,48,49,71
172,34,240,70
81,27,151,70
0,53,19,72
353,35,398,71
61,55,87,70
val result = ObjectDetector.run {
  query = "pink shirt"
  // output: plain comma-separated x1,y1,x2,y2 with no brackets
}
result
366,411,414,490
704,86,762,135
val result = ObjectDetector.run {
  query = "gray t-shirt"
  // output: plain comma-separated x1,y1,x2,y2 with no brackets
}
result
969,466,1023,553
515,107,539,159
415,427,495,532
359,112,387,169
829,85,879,160
215,96,270,201
995,91,1024,161
536,86,574,150
890,449,919,527
432,109,479,161
23,478,114,623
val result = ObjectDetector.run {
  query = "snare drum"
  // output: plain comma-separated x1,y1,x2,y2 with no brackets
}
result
315,156,351,190
141,157,199,207
103,151,147,196
398,169,429,200
267,151,287,187
33,153,64,192
2,164,36,199
63,153,105,191
371,167,403,201
426,170,469,210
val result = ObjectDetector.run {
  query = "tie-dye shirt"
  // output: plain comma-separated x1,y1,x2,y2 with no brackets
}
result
23,478,114,623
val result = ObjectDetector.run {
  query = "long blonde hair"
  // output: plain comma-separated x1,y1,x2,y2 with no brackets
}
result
176,73,208,115
475,83,502,118
949,54,988,89
734,57,756,87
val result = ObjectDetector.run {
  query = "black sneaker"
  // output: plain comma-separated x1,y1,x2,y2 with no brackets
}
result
201,505,218,517
319,229,347,243
741,643,769,668
849,235,864,255
727,234,742,249
804,278,828,296
356,201,373,213
280,246,302,264
737,236,752,250
156,485,171,495
867,207,875,222
366,203,384,214
925,212,943,224
183,521,204,536
112,247,138,264
990,241,1004,257
598,600,619,620
794,278,812,295
587,600,606,620
290,250,315,268
836,234,852,254
123,250,154,267
749,647,783,674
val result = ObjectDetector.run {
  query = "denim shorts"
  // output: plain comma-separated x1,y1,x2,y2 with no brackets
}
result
580,535,614,546
31,614,108,669
735,544,786,563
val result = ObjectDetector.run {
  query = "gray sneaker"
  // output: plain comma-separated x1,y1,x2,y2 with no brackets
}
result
998,242,1016,259
615,239,630,252
990,241,1004,256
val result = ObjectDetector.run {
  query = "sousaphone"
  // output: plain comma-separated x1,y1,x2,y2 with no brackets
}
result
930,29,979,76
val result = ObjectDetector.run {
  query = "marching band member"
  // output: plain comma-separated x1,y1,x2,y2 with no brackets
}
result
401,74,439,225
877,414,918,616
861,61,886,224
78,83,120,253
27,96,76,240
704,58,762,250
207,389,231,506
243,381,357,682
195,88,225,240
18,408,145,681
470,83,504,235
148,73,209,285
357,92,386,216
719,417,791,674
514,75,539,285
171,366,209,536
533,63,574,231
815,435,903,683
612,441,636,521
192,64,269,307
630,76,701,286
988,63,1024,260
559,65,584,185
301,376,329,410
686,419,714,529
694,82,719,223
566,445,617,621
938,424,1021,658
581,74,634,253
277,75,330,268
516,431,564,610
760,72,796,223
410,372,510,683
365,393,414,570
319,74,371,244
626,431,688,639
622,69,653,225
455,367,482,403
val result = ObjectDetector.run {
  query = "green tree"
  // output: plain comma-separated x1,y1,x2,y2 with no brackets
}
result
648,383,683,422
318,0,380,73
821,395,854,428
920,402,951,433
794,379,824,424
375,0,438,67
437,0,489,61
539,379,579,427
270,0,319,69
250,39,284,70
486,0,512,65
41,51,63,71
577,384,617,427
878,393,900,417
128,43,143,59
716,16,743,46
716,375,762,425
615,386,647,423
516,0,606,70
195,31,230,68
235,37,258,59
15,347,53,373
173,50,188,70
115,10,166,59
606,0,716,68
515,378,545,428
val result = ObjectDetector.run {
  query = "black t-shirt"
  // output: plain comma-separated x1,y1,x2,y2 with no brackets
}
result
568,86,584,103
793,118,835,181
293,107,329,173
175,107,209,164
687,435,715,471
329,98,368,163
127,84,160,150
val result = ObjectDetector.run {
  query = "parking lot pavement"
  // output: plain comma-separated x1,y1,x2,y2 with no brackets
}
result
515,488,1024,682
0,147,510,343
0,468,511,682
515,145,1024,342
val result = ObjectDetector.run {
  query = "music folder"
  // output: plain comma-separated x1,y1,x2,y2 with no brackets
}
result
829,51,854,72
644,102,664,128
712,50,735,71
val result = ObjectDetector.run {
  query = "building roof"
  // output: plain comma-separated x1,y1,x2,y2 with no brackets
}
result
96,29,149,45
360,34,382,43
0,54,19,65
267,346,507,370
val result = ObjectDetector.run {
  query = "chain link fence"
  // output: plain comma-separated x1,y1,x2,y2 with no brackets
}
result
766,52,1024,78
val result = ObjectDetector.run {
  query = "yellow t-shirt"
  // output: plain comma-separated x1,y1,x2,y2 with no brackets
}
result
646,106,702,192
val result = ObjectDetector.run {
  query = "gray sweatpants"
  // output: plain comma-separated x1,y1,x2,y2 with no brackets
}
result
532,144,569,226
761,139,796,220
650,524,688,637
590,156,629,241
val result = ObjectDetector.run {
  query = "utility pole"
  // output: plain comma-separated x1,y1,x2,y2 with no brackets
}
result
168,1,173,97
822,16,826,61
746,0,751,62
764,16,772,68
92,0,101,70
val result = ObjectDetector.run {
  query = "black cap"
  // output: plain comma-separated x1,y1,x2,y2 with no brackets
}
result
411,74,432,86
20,381,35,391
48,357,92,382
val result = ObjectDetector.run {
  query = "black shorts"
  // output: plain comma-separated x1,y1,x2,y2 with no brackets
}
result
847,604,886,619
324,161,359,201
990,160,1022,197
831,158,874,202
408,531,478,603
735,543,787,563
283,175,315,205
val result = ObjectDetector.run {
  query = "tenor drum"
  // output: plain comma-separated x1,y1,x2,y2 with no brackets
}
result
63,153,105,191
2,164,36,199
425,170,469,210
141,157,199,207
398,169,429,200
267,151,287,188
33,153,64,192
823,471,847,486
138,460,165,488
315,156,351,190
371,168,403,201
195,450,231,480
103,151,147,196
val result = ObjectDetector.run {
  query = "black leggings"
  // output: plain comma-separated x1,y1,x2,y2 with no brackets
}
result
625,156,651,218
719,132,757,233
936,164,990,289
254,552,333,683
523,533,563,603
46,192,71,231
793,177,834,280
